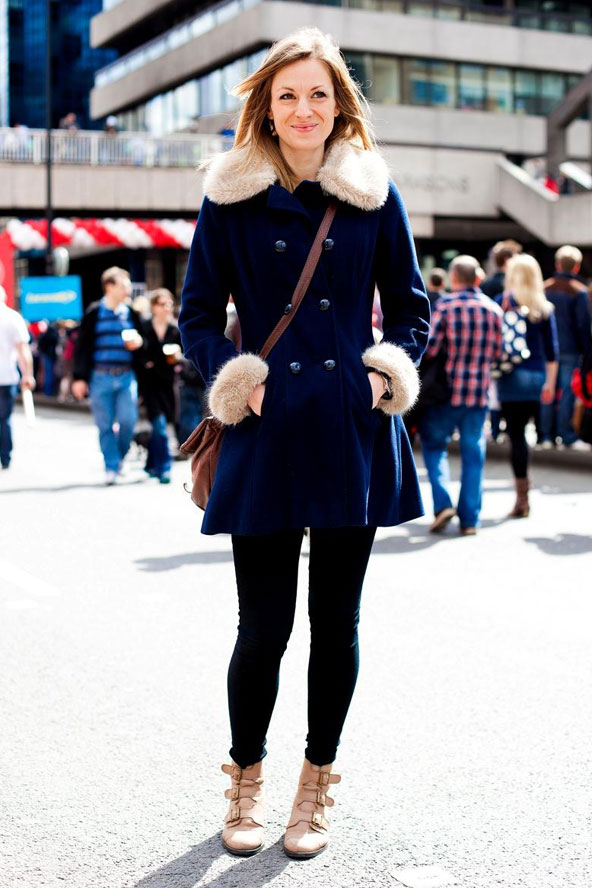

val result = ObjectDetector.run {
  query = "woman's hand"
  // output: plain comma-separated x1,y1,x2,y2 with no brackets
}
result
247,383,266,416
368,371,388,408
541,382,555,405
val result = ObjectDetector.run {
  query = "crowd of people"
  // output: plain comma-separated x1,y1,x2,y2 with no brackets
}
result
1,241,591,508
408,240,592,534
0,268,205,483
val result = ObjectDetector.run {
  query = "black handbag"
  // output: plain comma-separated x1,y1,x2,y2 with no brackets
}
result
419,348,451,407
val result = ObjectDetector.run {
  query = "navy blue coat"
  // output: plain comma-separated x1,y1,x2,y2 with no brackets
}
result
179,141,430,535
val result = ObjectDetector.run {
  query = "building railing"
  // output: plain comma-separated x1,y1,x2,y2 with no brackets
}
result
0,128,226,167
94,0,592,92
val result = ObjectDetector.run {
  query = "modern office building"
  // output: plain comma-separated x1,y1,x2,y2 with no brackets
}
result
0,0,116,129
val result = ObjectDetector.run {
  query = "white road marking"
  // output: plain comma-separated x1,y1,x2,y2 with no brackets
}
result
393,867,459,888
0,558,62,598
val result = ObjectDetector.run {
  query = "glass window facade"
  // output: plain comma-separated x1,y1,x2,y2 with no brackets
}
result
458,64,486,111
486,67,513,113
0,0,8,126
4,0,116,129
118,49,583,136
119,49,267,136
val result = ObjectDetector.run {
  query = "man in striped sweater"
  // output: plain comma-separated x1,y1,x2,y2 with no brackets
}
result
73,267,144,485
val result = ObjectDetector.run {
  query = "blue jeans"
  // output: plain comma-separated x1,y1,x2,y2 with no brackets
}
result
176,383,203,445
145,413,171,477
89,370,138,472
0,385,16,467
539,355,579,445
419,404,487,529
40,355,56,396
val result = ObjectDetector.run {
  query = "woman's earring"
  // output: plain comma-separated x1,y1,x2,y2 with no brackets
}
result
268,118,277,137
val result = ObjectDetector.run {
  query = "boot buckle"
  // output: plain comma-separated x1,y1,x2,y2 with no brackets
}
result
310,811,326,832
318,771,330,786
231,765,242,782
228,804,241,824
231,785,240,800
316,790,326,806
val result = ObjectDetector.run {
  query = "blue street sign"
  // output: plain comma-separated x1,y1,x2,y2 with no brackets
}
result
19,276,83,322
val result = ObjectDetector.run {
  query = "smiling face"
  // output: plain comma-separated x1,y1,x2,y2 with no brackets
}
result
268,58,339,157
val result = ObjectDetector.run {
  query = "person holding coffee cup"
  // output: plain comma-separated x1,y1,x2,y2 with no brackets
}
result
72,266,144,485
140,288,182,484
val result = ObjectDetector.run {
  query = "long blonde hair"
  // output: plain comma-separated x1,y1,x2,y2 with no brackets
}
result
230,28,375,190
505,254,554,321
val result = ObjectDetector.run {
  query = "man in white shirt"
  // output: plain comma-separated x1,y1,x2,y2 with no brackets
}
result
0,286,35,469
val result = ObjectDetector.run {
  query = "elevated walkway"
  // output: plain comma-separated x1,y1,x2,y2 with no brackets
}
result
496,157,592,246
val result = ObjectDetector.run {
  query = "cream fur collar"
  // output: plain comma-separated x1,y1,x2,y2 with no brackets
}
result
203,139,390,211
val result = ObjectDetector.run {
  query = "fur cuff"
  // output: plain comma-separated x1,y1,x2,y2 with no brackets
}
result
362,342,420,415
208,353,269,425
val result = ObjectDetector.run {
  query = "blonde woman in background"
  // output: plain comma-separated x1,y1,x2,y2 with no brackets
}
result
494,254,559,517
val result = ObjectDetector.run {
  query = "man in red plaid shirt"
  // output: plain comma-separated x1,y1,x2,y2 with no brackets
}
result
419,256,503,535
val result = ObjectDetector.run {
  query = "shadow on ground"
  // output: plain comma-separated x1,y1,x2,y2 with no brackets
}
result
0,479,148,494
135,550,234,571
132,833,290,888
524,533,592,556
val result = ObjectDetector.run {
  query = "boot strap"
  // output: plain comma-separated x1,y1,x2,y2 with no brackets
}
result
310,811,329,833
224,784,263,801
225,797,263,827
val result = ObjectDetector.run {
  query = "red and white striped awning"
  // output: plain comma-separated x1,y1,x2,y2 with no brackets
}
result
5,217,197,251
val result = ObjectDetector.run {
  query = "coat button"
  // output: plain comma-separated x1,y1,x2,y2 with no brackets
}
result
274,239,287,252
319,299,331,311
284,303,292,314
323,238,334,251
323,359,336,371
289,361,302,375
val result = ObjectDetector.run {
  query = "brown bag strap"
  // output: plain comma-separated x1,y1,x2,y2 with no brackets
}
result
259,202,337,360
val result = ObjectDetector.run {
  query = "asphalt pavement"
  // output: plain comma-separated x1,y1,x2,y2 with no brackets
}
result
1,406,591,888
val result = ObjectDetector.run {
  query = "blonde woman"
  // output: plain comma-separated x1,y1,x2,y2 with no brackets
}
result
495,254,559,517
179,28,430,859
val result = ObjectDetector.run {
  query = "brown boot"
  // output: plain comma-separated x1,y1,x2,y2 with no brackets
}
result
283,759,341,859
221,760,264,856
508,477,530,518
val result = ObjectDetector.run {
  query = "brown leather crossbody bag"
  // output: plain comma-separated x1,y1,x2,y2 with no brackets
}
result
180,201,337,510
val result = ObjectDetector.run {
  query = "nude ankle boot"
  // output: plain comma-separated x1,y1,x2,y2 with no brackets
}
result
221,760,264,856
283,759,341,859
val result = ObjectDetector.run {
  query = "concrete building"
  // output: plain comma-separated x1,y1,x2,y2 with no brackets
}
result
87,0,592,271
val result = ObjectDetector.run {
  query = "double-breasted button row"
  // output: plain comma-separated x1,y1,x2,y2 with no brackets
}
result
275,238,335,252
288,360,336,374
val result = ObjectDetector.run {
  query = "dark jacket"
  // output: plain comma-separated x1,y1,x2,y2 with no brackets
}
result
140,320,182,423
73,301,145,383
544,273,592,358
481,270,506,299
179,141,431,536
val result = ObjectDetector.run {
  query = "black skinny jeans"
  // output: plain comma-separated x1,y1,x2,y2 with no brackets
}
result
501,400,540,478
228,525,377,769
